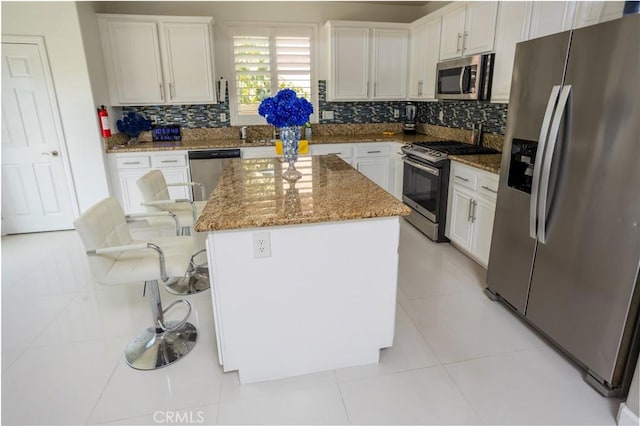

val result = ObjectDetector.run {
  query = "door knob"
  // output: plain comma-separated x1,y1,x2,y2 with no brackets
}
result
42,150,59,157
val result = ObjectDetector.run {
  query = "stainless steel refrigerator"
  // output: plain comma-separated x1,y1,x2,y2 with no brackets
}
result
486,14,640,397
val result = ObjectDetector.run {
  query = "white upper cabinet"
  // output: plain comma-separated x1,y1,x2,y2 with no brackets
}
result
439,2,498,61
528,2,576,39
326,21,409,101
329,25,370,100
159,22,216,104
408,16,441,100
372,28,409,99
491,2,532,102
573,1,625,28
440,5,467,61
464,2,499,56
98,14,216,106
100,20,165,105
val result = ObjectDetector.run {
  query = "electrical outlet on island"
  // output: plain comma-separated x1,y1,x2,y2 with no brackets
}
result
253,232,271,258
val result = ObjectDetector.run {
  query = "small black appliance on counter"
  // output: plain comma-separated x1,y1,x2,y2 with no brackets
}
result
403,102,417,134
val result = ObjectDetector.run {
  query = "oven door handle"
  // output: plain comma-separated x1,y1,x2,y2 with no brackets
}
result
403,158,440,176
459,68,465,94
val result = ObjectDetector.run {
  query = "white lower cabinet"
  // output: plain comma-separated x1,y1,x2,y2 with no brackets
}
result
470,195,496,266
110,143,400,214
446,161,498,268
309,143,352,162
353,143,394,193
354,157,389,190
108,151,190,214
311,142,396,194
448,185,475,249
393,143,404,200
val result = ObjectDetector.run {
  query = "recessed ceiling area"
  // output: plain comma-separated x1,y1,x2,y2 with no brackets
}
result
360,1,430,5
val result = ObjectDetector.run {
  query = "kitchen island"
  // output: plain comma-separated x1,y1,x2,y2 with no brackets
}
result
194,155,410,383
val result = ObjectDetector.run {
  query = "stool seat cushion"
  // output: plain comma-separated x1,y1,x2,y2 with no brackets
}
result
74,197,193,286
97,236,194,285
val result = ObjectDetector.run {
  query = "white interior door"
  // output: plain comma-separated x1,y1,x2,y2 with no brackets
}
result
1,40,77,234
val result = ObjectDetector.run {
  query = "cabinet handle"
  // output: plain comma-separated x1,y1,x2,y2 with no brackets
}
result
455,175,469,182
481,185,498,194
123,161,141,165
457,33,462,53
367,150,382,154
169,82,175,99
159,83,164,101
161,160,179,163
367,81,370,97
471,199,477,223
462,32,468,54
467,199,474,221
373,82,377,97
418,81,423,96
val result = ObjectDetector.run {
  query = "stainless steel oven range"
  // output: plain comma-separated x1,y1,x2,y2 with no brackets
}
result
401,141,498,242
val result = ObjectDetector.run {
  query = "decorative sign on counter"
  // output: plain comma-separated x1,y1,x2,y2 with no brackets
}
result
152,125,182,142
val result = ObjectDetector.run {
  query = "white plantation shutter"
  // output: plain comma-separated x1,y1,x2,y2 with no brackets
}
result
275,36,311,100
230,25,316,124
233,35,271,116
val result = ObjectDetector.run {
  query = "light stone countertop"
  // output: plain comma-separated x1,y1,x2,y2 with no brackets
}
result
105,133,447,153
194,155,411,232
449,154,502,174
106,131,503,174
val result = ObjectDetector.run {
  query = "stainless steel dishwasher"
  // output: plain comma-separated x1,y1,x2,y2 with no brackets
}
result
188,149,241,200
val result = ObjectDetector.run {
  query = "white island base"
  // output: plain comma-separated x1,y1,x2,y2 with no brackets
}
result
206,216,400,383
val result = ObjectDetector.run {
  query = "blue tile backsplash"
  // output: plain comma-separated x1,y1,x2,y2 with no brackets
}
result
122,81,231,128
318,80,407,124
123,80,508,134
318,80,507,134
417,100,508,135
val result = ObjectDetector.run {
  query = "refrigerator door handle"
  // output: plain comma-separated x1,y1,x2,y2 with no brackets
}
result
530,85,562,240
538,85,572,244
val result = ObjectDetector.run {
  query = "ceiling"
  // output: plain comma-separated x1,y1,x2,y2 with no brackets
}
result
358,1,430,5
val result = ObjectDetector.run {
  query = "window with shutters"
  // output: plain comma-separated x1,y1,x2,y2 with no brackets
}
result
229,25,317,125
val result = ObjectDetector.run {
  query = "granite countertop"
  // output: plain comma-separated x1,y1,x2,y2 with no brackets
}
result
105,133,446,153
106,130,503,174
194,155,411,232
448,153,503,174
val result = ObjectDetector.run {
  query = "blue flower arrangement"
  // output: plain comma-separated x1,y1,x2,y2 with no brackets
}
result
116,112,152,138
258,89,314,128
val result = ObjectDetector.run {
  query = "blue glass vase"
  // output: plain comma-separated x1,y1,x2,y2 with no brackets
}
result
280,126,302,181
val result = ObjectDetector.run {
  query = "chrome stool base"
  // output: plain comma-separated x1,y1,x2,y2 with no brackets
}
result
125,321,197,370
165,249,210,295
166,272,210,295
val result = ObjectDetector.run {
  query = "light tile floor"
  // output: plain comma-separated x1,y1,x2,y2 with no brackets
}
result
1,220,621,425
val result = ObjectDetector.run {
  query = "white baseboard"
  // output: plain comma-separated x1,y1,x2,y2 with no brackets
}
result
617,402,639,426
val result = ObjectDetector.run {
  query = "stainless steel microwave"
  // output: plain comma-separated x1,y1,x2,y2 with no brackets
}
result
436,53,494,100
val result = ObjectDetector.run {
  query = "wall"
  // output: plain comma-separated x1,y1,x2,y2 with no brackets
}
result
76,1,116,195
2,1,111,212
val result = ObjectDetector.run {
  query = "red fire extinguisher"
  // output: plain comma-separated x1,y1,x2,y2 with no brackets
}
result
97,105,111,137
